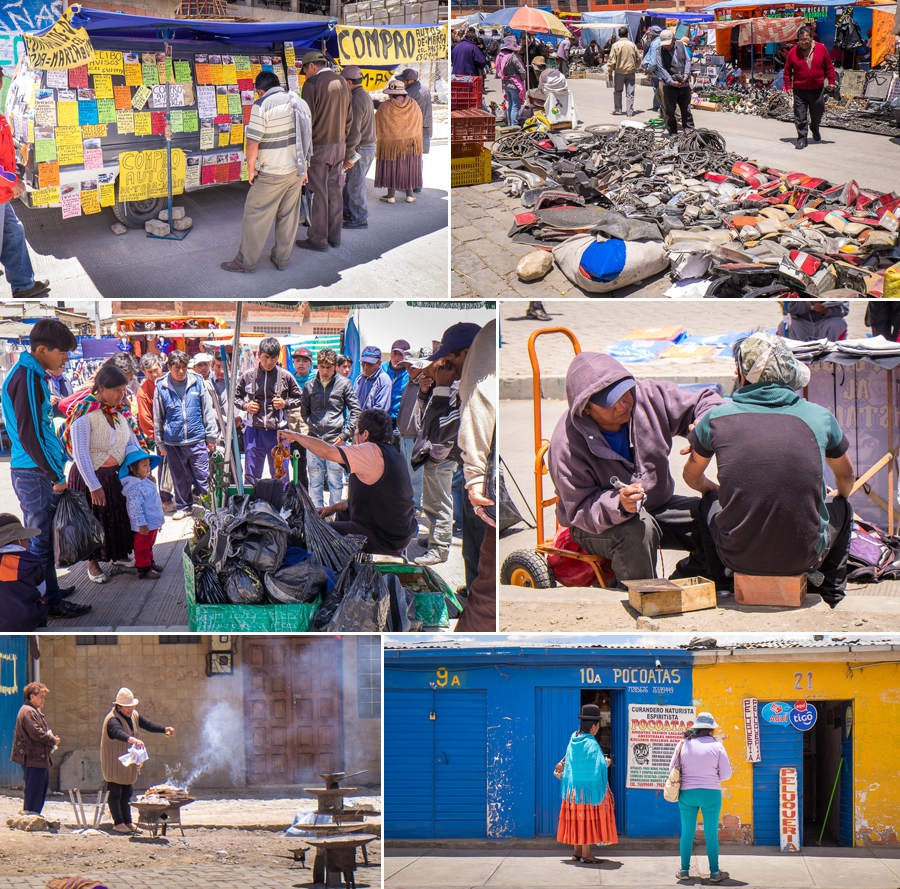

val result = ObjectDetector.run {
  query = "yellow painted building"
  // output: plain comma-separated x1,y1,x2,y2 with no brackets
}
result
692,643,900,849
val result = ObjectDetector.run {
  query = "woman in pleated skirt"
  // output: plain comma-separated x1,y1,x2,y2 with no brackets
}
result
557,703,618,864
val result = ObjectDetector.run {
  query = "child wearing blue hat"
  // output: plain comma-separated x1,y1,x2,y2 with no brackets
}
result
118,449,165,580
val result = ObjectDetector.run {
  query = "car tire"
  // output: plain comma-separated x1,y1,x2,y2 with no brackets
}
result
113,198,166,229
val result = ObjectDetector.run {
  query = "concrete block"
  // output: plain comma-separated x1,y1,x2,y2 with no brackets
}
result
173,216,193,231
110,222,128,235
158,206,185,221
58,748,105,792
734,573,807,607
145,219,170,236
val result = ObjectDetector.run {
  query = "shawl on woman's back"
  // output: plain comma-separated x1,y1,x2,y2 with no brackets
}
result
375,98,423,161
560,731,608,805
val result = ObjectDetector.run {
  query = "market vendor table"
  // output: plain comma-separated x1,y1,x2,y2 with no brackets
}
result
132,798,194,837
305,834,378,888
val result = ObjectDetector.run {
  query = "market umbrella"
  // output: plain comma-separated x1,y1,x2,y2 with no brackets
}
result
479,7,571,36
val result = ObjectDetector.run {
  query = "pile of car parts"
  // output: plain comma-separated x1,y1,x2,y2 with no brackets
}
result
492,122,900,296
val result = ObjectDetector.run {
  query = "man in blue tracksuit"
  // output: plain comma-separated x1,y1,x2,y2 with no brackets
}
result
1,319,90,618
152,349,219,520
382,338,410,451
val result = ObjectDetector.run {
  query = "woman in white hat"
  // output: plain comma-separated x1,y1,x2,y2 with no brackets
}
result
100,688,175,834
672,712,732,883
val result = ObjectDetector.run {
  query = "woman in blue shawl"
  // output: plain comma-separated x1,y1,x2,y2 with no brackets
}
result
558,703,618,862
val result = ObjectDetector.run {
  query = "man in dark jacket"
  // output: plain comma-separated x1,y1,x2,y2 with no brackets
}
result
279,409,417,555
235,337,303,486
152,350,219,519
340,66,376,230
656,29,693,135
12,682,59,816
397,347,431,513
451,31,487,77
549,352,723,583
382,338,410,448
299,52,352,251
1,318,88,618
301,347,361,508
784,26,836,149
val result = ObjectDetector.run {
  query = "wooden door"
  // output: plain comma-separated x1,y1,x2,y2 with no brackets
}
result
243,637,343,785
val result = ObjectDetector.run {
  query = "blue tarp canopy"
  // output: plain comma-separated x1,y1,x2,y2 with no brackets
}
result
37,7,339,52
581,11,643,42
647,10,715,20
704,0,861,9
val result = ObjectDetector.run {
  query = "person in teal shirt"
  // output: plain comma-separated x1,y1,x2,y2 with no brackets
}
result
292,347,316,389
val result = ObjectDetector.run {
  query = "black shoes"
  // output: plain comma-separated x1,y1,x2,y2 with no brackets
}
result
811,129,822,142
58,585,76,599
343,220,368,229
295,239,328,252
796,138,807,150
47,600,92,618
12,280,50,298
526,302,552,321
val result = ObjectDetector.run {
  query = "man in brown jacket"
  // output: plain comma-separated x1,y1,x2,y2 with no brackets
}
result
11,682,59,816
297,52,353,251
608,26,641,117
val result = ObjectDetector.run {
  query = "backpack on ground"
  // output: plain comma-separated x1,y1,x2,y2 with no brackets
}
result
846,518,900,583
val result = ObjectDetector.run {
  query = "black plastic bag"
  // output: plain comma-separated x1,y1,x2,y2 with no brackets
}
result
195,562,227,605
324,560,390,632
291,482,366,573
264,558,329,604
313,558,359,630
53,489,105,567
225,498,290,575
220,560,265,604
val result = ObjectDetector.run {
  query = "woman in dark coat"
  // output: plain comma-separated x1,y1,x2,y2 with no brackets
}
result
11,682,59,816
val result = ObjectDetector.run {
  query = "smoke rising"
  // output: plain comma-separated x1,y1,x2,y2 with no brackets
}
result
167,701,244,790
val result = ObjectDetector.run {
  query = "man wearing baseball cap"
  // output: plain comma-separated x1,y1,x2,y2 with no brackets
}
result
340,65,376,229
382,339,411,446
684,333,855,605
549,353,723,584
292,347,316,390
396,347,432,513
399,69,432,192
354,346,393,413
656,29,694,135
298,51,353,252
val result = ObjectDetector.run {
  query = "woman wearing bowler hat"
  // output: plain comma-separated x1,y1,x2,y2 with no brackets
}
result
557,703,618,864
672,712,732,883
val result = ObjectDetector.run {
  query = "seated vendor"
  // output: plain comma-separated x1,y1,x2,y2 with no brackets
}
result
279,408,417,555
683,333,855,607
548,353,723,584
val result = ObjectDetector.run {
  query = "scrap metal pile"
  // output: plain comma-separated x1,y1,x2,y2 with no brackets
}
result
494,123,899,296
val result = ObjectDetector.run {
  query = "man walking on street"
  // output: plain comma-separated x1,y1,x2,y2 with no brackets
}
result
656,29,694,135
784,26,836,149
1,319,90,618
608,26,641,117
221,70,312,273
340,66,376,230
299,52,352,252
399,69,431,194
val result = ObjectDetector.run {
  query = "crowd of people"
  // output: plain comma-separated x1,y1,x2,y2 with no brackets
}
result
0,315,497,633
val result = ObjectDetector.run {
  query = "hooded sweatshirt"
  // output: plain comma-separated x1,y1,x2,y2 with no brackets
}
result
548,353,723,536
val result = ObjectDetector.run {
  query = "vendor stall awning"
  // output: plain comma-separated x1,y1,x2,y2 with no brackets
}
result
704,0,882,10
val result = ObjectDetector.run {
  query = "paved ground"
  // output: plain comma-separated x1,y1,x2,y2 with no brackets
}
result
385,846,900,889
451,76,900,298
9,115,449,301
497,300,900,631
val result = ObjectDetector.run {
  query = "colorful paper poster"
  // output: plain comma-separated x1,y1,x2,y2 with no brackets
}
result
92,75,113,98
185,156,200,189
83,146,103,169
250,63,261,81
158,60,168,84
222,63,237,84
169,85,184,107
182,110,199,132
57,101,79,127
216,91,228,115
200,159,215,185
230,123,243,145
197,85,216,119
195,62,211,85
124,64,142,87
227,159,240,181
61,187,81,218
287,72,299,93
113,85,132,109
117,148,186,201
241,158,249,181
141,64,159,86
99,182,115,207
240,90,254,106
77,100,98,126
165,59,174,83
88,51,124,76
626,705,696,789
174,60,192,83
55,126,81,145
115,109,134,134
237,77,253,91
151,112,167,135
134,112,152,136
46,69,68,89
57,142,84,165
34,138,57,163
210,64,224,85
81,187,101,214
23,8,95,71
68,65,88,88
34,99,56,127
31,186,59,206
132,85,151,110
179,81,195,107
217,126,230,147
336,24,448,65
170,110,184,133
234,55,250,69
97,99,116,123
199,122,214,150
227,92,241,115
284,43,295,67
38,161,60,187
81,124,107,138
150,85,168,108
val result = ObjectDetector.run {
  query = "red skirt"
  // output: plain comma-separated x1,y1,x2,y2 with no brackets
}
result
557,790,618,846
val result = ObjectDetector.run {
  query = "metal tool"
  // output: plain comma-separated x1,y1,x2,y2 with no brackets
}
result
610,476,646,512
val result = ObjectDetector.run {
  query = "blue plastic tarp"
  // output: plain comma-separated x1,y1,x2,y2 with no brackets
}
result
580,11,642,43
647,10,715,21
704,0,854,9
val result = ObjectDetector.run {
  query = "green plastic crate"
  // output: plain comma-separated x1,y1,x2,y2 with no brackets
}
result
183,545,321,632
375,563,460,628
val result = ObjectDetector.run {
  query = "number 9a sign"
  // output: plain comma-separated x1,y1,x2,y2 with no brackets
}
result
788,701,817,732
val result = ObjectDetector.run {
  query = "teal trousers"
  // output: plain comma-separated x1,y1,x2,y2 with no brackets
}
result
678,788,722,873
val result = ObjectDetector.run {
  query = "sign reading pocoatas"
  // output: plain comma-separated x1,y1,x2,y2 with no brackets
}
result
336,25,448,66
23,8,95,71
626,704,695,789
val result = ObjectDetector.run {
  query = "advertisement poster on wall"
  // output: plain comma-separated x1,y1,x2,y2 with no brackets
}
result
626,704,696,789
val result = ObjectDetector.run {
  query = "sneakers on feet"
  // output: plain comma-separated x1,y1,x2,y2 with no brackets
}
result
414,549,449,566
709,872,729,883
172,509,188,520
675,870,691,881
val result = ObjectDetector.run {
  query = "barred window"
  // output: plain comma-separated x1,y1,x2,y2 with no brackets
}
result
75,636,118,646
357,637,381,719
158,636,201,645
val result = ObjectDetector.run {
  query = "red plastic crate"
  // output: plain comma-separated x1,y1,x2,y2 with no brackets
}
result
451,109,496,144
451,75,483,110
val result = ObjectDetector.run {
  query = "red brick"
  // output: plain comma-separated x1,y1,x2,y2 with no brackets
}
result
718,829,734,843
722,815,740,828
885,832,899,846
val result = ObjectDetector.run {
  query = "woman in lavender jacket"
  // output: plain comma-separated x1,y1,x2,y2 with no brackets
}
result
672,712,732,883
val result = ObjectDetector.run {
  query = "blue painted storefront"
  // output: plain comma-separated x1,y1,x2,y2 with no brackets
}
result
384,646,693,840
0,636,30,787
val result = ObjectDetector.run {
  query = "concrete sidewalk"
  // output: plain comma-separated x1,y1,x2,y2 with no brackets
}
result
385,846,900,888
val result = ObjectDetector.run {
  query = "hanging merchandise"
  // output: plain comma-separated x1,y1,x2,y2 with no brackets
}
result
833,8,864,52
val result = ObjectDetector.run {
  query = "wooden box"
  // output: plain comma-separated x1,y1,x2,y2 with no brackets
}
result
626,577,716,617
734,574,807,607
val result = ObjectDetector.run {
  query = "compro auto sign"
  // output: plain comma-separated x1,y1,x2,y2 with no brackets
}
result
779,768,800,853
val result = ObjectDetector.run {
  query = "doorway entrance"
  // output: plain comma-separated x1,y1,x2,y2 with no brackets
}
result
803,701,853,847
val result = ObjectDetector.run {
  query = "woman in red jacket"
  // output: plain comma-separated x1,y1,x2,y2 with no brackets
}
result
783,26,836,149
